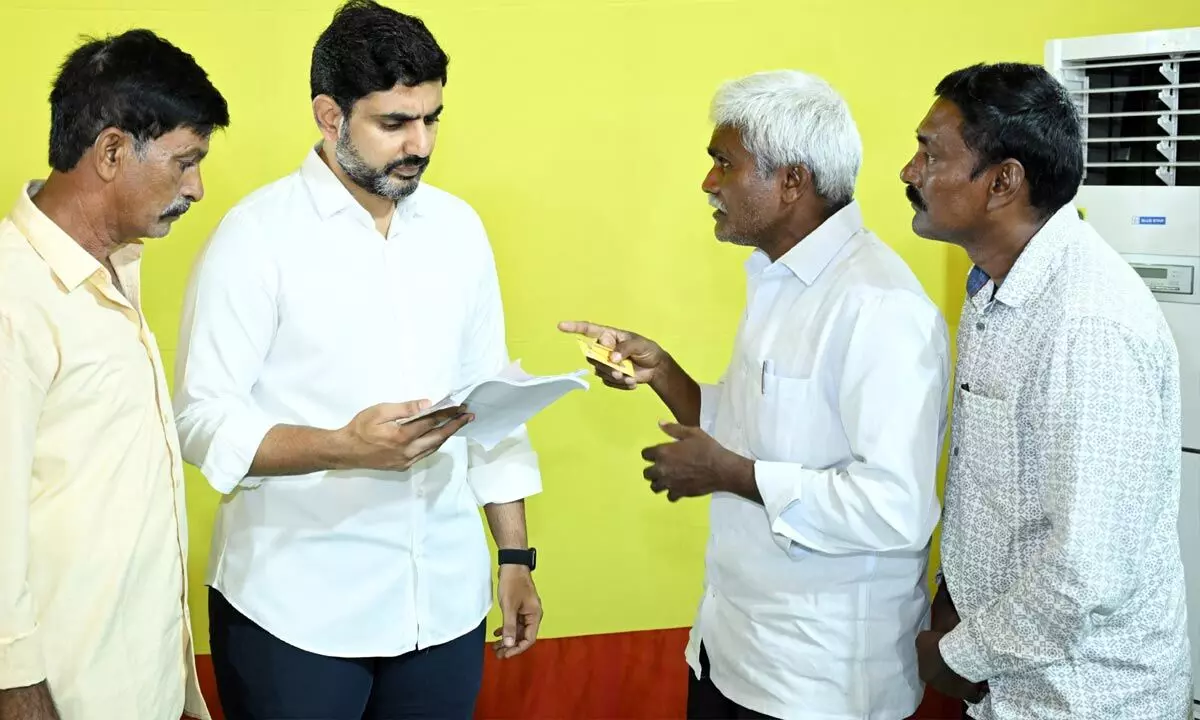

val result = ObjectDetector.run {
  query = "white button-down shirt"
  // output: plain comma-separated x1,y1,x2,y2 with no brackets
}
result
686,202,951,719
174,148,541,658
939,204,1192,719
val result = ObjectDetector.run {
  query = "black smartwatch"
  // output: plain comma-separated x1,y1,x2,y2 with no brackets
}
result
498,547,536,571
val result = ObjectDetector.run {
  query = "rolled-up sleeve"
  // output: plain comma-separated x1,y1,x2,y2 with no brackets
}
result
174,210,279,494
754,290,950,555
466,428,541,505
458,217,542,505
0,321,47,688
699,382,723,435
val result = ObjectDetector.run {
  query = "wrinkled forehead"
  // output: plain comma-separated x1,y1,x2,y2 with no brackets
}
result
141,126,211,157
916,98,969,156
707,124,751,158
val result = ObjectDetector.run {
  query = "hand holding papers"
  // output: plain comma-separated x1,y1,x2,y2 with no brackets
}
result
399,361,589,450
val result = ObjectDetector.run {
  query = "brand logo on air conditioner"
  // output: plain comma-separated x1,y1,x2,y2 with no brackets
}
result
1132,216,1167,226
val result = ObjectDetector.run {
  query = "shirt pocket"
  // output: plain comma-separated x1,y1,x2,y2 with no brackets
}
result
747,359,842,464
957,386,1019,504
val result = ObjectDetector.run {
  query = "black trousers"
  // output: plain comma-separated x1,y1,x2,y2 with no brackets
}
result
686,643,778,720
209,587,485,720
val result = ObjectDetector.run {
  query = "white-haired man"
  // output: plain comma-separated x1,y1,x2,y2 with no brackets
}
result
561,70,951,718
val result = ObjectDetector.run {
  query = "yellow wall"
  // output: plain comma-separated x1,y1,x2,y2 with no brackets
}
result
2,1,1195,654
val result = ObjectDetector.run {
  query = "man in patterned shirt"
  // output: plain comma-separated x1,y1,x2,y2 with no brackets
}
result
900,62,1192,719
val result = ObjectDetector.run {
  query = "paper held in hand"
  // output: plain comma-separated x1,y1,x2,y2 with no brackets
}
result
398,360,589,450
573,333,635,376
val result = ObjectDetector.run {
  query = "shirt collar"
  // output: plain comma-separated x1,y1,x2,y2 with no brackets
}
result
991,202,1080,308
299,145,428,224
966,266,991,298
8,181,106,291
746,200,865,283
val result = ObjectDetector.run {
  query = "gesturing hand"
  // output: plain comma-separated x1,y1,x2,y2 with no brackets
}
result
338,400,472,471
557,320,669,390
640,422,756,502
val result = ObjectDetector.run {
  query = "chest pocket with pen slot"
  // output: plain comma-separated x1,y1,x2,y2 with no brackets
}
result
746,357,843,465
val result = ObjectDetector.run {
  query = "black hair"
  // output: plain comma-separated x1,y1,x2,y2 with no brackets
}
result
48,29,230,172
310,0,449,116
935,62,1084,217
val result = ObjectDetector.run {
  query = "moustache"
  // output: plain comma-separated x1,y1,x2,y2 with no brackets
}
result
905,184,926,211
708,194,726,213
385,156,429,175
160,199,191,219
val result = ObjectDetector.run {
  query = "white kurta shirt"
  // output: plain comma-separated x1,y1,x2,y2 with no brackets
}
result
173,148,541,658
686,201,951,719
938,203,1192,719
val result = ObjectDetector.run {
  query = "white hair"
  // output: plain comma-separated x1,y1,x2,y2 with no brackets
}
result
710,70,862,206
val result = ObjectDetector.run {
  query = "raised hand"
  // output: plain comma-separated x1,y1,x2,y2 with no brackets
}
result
558,320,668,390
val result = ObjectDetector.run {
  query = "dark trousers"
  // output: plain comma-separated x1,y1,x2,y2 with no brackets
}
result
209,587,485,720
687,643,778,720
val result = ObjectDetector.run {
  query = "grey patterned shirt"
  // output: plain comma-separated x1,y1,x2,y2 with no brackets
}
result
938,203,1193,719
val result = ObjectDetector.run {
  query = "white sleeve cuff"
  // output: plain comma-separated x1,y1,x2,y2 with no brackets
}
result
467,427,543,505
754,460,812,557
199,402,276,494
699,383,722,434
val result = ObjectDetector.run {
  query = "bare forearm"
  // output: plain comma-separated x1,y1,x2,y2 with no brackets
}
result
931,577,961,633
650,355,702,427
484,500,528,549
719,454,762,504
248,424,351,477
0,682,59,720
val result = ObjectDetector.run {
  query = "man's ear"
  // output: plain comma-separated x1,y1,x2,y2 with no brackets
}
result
313,95,346,145
781,164,813,204
91,127,132,182
985,159,1026,212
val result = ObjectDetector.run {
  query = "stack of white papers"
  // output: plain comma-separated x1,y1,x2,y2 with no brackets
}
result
400,361,589,450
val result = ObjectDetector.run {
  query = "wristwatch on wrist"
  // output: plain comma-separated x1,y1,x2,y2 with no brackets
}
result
498,547,536,571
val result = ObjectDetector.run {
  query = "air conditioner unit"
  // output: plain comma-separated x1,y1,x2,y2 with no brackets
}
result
1047,26,1200,711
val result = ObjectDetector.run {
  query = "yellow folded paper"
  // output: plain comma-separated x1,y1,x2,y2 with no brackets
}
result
573,334,635,377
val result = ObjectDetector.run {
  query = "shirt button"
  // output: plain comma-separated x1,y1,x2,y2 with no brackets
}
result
976,322,986,331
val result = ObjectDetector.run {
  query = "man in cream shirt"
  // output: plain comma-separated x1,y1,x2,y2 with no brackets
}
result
0,30,228,720
564,70,950,719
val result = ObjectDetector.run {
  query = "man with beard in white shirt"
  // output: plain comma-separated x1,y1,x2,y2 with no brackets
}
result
561,69,951,719
174,2,543,717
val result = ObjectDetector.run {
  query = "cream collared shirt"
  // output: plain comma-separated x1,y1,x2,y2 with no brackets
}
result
0,183,207,719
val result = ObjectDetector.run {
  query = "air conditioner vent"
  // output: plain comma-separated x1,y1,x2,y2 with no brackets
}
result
1060,52,1200,187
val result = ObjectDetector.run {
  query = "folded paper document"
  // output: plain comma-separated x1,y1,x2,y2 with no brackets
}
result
400,361,589,450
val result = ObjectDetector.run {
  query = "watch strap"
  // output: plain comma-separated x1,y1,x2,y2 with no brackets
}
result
498,547,536,570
